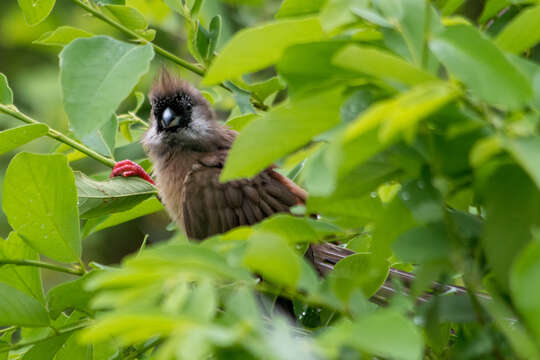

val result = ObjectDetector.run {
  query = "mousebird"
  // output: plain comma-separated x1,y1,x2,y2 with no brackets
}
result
110,71,471,305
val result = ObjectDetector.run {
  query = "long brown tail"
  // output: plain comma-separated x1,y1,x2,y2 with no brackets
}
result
309,243,487,305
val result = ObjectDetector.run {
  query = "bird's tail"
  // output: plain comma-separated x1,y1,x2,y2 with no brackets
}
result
308,243,482,305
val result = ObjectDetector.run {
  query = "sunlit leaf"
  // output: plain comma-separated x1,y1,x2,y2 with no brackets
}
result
0,73,13,104
0,283,49,327
61,36,154,138
33,26,93,47
0,124,49,155
3,153,81,262
203,17,325,85
17,0,55,26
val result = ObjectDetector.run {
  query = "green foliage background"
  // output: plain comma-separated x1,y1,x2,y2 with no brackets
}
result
1,0,540,359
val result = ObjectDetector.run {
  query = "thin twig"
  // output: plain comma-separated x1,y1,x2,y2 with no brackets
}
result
124,338,164,360
70,0,205,76
0,104,115,168
0,322,88,353
0,259,84,276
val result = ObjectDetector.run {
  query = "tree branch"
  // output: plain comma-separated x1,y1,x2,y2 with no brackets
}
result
0,259,85,276
0,104,116,168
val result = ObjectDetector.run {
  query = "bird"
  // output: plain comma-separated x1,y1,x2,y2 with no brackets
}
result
110,71,471,305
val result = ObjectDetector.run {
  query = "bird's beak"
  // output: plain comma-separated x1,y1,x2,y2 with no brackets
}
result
162,107,175,127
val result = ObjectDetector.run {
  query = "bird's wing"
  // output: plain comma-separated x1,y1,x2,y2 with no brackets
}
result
182,151,305,240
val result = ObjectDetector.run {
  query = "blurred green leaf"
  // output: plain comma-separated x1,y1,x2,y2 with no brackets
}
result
54,333,91,360
511,236,540,343
330,253,389,301
75,171,157,218
504,136,540,191
0,232,44,303
0,124,49,155
333,45,438,86
277,41,354,96
481,163,540,290
60,36,154,138
221,87,343,181
275,0,326,18
243,233,301,288
0,283,49,327
0,73,13,104
495,5,540,53
392,222,450,263
225,113,260,132
254,215,318,244
203,17,325,85
3,153,81,263
16,0,55,26
33,26,93,47
319,310,423,360
430,25,532,109
320,0,365,32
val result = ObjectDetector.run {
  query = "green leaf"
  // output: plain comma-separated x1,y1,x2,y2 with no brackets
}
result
0,124,49,155
275,0,326,18
82,198,163,238
0,283,49,327
320,310,423,360
3,153,81,263
254,215,318,244
47,273,97,320
481,163,540,290
21,332,71,360
225,113,261,132
54,333,92,360
243,233,301,288
320,0,365,32
33,26,93,47
335,82,458,176
511,236,540,343
82,116,118,158
0,232,44,303
0,73,13,104
495,5,540,53
60,36,154,138
333,45,438,86
277,41,355,96
75,171,157,218
221,87,343,181
392,222,451,263
104,5,148,31
430,24,532,109
203,17,325,85
191,0,204,17
207,15,222,62
16,0,55,26
329,253,389,302
504,136,540,191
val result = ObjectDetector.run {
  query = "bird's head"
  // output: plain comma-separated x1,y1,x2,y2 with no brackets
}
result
143,70,216,152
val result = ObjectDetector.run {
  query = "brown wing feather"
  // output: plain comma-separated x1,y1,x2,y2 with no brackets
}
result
182,154,304,240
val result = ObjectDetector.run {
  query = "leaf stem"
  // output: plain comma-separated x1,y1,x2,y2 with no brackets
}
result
123,338,164,360
70,0,205,77
0,259,85,276
0,322,88,353
0,104,116,168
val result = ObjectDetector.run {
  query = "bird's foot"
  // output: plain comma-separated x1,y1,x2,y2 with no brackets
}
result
110,160,155,185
